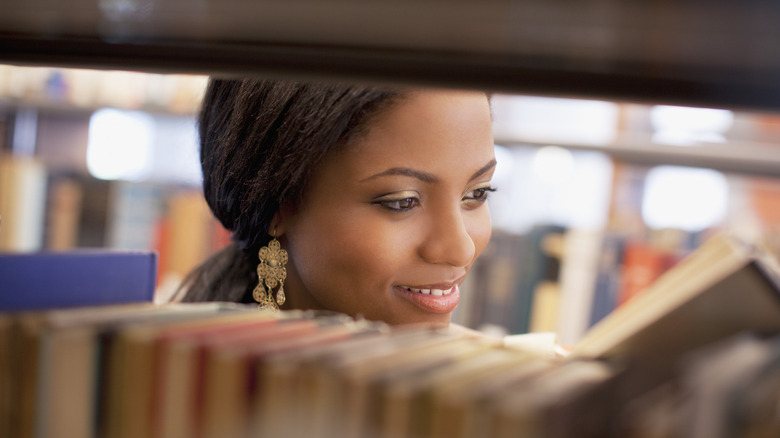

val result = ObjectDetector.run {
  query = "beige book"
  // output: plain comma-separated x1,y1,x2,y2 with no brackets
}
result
0,154,47,251
572,233,780,360
163,191,213,279
556,228,604,346
528,281,560,333
155,338,198,438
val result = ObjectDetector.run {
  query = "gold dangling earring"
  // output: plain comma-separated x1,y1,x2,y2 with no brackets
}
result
252,231,288,311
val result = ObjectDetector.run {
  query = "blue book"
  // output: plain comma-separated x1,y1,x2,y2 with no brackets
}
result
0,251,157,311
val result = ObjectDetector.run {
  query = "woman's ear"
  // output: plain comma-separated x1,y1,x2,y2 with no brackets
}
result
270,203,295,236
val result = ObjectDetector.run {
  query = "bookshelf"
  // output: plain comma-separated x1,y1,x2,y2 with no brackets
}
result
3,1,780,111
2,2,780,437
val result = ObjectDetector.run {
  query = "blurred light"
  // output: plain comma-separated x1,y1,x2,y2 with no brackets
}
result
488,145,612,234
491,95,619,145
651,105,734,146
642,166,728,231
87,109,153,181
532,146,574,184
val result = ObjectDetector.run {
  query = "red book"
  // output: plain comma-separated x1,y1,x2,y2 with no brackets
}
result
618,241,672,306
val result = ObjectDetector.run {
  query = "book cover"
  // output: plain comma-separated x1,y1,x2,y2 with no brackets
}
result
0,250,157,311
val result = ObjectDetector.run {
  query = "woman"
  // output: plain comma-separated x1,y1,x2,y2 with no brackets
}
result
181,78,496,326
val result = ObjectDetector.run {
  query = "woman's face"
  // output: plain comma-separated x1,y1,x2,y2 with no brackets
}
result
278,90,495,325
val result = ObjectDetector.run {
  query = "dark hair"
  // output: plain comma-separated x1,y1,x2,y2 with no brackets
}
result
180,78,403,303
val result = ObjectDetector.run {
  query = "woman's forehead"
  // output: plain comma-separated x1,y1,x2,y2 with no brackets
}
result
319,90,495,182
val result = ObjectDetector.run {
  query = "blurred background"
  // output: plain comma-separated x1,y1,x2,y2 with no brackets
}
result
4,0,780,345
3,64,780,345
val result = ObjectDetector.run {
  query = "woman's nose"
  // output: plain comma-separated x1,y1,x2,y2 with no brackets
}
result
418,207,476,267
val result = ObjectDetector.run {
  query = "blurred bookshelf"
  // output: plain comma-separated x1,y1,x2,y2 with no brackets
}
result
2,2,780,436
0,65,214,301
4,63,780,335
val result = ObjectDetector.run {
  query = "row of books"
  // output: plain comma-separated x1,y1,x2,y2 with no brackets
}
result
458,224,709,345
1,308,778,438
2,233,780,438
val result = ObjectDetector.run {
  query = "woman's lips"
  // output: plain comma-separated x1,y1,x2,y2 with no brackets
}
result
399,285,455,296
394,284,460,314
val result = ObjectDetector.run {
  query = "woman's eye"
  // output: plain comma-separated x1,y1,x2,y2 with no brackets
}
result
377,197,420,212
463,186,497,203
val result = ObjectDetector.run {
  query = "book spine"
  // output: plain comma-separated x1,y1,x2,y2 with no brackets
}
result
0,155,47,251
556,229,604,346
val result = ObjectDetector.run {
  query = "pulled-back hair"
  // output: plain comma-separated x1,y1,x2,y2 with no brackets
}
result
180,78,403,303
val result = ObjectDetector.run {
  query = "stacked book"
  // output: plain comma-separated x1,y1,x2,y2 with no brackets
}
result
1,233,780,438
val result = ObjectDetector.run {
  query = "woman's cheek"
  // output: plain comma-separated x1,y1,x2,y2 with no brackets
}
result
320,212,397,278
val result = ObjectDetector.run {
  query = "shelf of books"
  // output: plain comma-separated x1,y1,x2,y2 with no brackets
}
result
2,232,780,438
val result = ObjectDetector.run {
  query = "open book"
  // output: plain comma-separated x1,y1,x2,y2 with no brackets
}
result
572,233,780,360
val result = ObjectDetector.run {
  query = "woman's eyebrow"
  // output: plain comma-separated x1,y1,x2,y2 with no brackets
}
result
361,158,497,184
360,167,438,183
469,158,497,181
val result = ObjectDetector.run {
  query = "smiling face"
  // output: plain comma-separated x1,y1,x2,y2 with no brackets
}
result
276,90,495,325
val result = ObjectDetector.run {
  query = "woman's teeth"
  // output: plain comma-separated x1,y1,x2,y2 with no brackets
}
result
402,286,453,296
